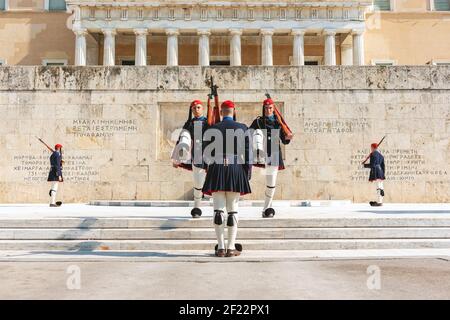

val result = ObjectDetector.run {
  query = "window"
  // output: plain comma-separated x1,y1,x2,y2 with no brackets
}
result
137,9,143,21
280,8,287,20
105,8,111,20
183,8,191,20
371,59,396,66
0,0,6,11
434,0,450,11
0,59,6,65
89,8,95,20
42,59,68,66
120,9,128,21
121,59,135,66
200,8,207,20
295,9,302,20
232,8,239,20
327,9,333,19
48,0,66,11
431,59,450,65
343,9,349,19
168,8,175,20
216,8,224,20
374,0,391,11
152,8,159,20
247,8,255,20
263,8,271,20
289,56,322,65
210,56,230,66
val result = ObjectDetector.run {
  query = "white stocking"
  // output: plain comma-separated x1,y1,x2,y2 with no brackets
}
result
50,182,59,205
212,192,226,250
263,165,279,211
377,181,384,203
225,192,240,250
192,166,206,208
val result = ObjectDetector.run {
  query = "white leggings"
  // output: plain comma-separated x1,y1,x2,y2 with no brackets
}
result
49,181,59,205
376,181,384,203
192,166,206,208
212,191,240,250
263,165,279,211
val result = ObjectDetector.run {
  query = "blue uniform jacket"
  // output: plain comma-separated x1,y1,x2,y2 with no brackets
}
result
47,151,63,182
250,116,291,170
364,150,385,181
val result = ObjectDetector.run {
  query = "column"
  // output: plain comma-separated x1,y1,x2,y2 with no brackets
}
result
134,28,148,66
229,29,242,66
352,29,365,66
74,28,87,66
291,29,305,66
261,29,274,66
166,28,179,66
198,29,210,66
341,43,353,66
102,28,116,66
323,29,336,66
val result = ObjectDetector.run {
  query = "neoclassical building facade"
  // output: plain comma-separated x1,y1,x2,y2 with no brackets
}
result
0,0,449,66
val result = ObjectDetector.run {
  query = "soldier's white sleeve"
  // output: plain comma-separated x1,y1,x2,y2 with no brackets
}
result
171,129,192,162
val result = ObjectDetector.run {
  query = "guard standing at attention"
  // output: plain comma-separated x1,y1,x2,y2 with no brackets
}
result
202,100,252,257
250,97,293,218
172,100,209,218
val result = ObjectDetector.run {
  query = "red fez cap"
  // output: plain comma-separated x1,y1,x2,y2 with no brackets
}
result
190,99,202,107
371,143,378,149
55,144,63,149
263,98,274,106
221,100,235,109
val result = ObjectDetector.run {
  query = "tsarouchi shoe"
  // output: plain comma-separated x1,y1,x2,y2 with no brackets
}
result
191,208,202,218
262,208,275,218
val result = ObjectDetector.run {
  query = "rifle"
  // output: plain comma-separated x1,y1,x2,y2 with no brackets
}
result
35,136,64,165
207,76,220,126
362,135,386,164
264,92,293,137
35,136,54,153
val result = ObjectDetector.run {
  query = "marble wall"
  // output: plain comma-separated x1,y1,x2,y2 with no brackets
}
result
0,66,449,202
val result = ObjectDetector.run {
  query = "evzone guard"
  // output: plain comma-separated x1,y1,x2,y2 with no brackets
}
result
172,100,209,218
36,137,64,207
202,100,252,257
250,96,293,218
363,139,386,207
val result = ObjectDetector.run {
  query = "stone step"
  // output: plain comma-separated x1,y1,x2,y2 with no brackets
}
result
1,227,450,240
0,239,450,251
1,249,449,262
88,200,352,207
1,217,450,228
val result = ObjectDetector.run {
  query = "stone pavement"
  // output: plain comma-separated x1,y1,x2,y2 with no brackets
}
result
0,259,449,299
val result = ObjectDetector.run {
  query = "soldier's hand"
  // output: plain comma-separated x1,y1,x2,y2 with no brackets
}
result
58,176,62,182
172,160,180,168
286,133,294,140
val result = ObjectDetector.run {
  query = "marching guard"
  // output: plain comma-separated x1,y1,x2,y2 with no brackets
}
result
202,100,252,257
47,143,63,207
363,142,386,206
172,100,209,218
250,97,293,218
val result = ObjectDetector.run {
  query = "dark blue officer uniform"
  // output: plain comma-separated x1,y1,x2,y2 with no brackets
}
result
364,150,385,181
250,115,290,170
47,151,63,182
202,116,252,196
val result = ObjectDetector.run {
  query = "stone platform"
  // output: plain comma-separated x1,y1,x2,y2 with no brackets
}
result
0,203,449,261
